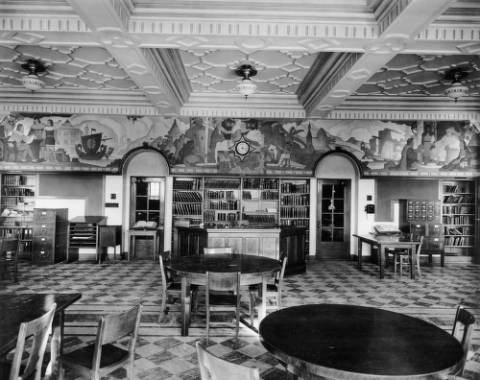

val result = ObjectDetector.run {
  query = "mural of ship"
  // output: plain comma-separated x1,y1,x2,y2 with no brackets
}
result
75,129,112,160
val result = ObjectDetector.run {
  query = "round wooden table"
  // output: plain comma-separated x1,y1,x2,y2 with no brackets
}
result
169,254,281,336
259,304,464,380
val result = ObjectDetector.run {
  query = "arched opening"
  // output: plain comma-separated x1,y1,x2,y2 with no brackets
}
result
313,150,361,259
122,148,171,259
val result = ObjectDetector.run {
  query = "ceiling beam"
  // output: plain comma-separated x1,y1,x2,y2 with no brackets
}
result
65,0,190,114
303,0,456,116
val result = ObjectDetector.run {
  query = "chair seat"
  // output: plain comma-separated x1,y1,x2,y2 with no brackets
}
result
63,344,129,369
167,282,182,291
248,283,278,293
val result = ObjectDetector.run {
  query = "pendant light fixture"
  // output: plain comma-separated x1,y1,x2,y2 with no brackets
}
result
21,59,46,91
444,68,469,103
235,64,257,99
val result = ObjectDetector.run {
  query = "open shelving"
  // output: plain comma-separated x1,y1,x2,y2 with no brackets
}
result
0,174,36,226
441,180,475,256
172,176,310,229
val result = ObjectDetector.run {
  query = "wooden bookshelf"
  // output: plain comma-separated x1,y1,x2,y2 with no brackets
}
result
441,180,475,257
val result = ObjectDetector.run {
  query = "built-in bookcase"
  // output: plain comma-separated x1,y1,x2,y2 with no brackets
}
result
0,173,37,227
172,176,310,229
441,180,475,256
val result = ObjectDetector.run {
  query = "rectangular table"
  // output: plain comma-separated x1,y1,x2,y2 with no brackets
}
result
353,233,421,279
0,293,82,379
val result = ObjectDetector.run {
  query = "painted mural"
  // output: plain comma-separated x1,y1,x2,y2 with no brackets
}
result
0,112,479,177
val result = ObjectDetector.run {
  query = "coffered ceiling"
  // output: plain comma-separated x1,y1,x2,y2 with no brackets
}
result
0,0,479,119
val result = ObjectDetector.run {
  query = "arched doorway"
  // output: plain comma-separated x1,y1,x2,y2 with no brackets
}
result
122,148,170,258
314,151,360,259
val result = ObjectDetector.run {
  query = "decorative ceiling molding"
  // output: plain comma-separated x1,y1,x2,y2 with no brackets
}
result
66,0,187,113
181,93,305,118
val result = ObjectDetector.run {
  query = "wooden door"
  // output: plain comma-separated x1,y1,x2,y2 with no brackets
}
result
316,179,350,259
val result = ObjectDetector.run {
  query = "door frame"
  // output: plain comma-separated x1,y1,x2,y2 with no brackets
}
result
312,151,361,259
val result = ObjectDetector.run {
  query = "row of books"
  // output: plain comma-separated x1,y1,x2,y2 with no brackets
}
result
207,200,239,210
281,182,309,193
281,194,310,206
442,205,474,215
173,203,202,215
173,191,202,202
242,191,279,200
2,175,34,186
442,195,474,203
204,178,241,189
173,178,202,190
444,236,473,246
280,219,309,228
206,190,238,200
443,184,472,193
442,215,474,224
2,188,35,196
444,226,472,235
242,213,276,225
243,178,279,189
280,207,309,218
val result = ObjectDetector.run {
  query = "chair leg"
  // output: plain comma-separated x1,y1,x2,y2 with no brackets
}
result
235,305,239,341
248,290,255,326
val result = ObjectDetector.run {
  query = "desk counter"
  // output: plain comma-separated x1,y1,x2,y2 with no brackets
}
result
174,226,306,274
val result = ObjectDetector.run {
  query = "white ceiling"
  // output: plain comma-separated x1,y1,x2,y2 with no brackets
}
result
0,0,479,119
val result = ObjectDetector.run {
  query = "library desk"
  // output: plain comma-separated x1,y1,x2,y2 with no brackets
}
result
168,254,281,336
127,228,161,261
353,233,421,279
260,304,464,380
0,293,82,379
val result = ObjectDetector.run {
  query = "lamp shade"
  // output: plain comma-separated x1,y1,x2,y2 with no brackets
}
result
445,81,469,102
22,74,45,91
237,78,257,98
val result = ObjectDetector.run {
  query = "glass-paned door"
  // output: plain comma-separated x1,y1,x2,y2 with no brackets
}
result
316,179,350,259
130,177,165,227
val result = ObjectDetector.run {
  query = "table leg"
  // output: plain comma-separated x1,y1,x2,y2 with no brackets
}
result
258,277,267,324
181,276,191,336
379,244,385,279
410,247,415,280
357,238,363,269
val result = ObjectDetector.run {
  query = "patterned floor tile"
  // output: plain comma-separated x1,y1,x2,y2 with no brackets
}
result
1,259,480,379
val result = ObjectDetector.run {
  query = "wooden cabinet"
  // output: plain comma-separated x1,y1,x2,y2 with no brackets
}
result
441,180,475,257
400,199,444,265
174,226,307,274
32,208,68,264
98,225,122,261
67,216,106,262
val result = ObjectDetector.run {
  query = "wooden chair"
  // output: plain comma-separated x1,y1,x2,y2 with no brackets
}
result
0,303,56,380
248,256,287,324
206,271,241,341
451,305,476,376
0,237,20,282
393,236,424,277
62,303,142,380
196,341,260,380
159,251,182,319
203,247,233,255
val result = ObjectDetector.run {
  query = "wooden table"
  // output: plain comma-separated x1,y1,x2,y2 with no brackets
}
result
260,304,464,380
353,233,421,279
128,228,161,261
168,254,281,336
0,293,82,379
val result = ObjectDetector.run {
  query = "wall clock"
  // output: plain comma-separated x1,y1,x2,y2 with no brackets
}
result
230,134,255,161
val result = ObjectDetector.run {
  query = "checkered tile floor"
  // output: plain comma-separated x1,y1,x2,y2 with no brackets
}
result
1,258,480,380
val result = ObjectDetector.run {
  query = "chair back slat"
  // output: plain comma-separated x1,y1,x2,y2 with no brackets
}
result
204,247,233,255
9,303,56,380
196,342,260,380
275,256,288,286
452,305,476,376
98,304,143,346
207,271,239,292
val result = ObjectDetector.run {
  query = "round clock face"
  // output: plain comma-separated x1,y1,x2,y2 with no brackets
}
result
235,141,250,155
